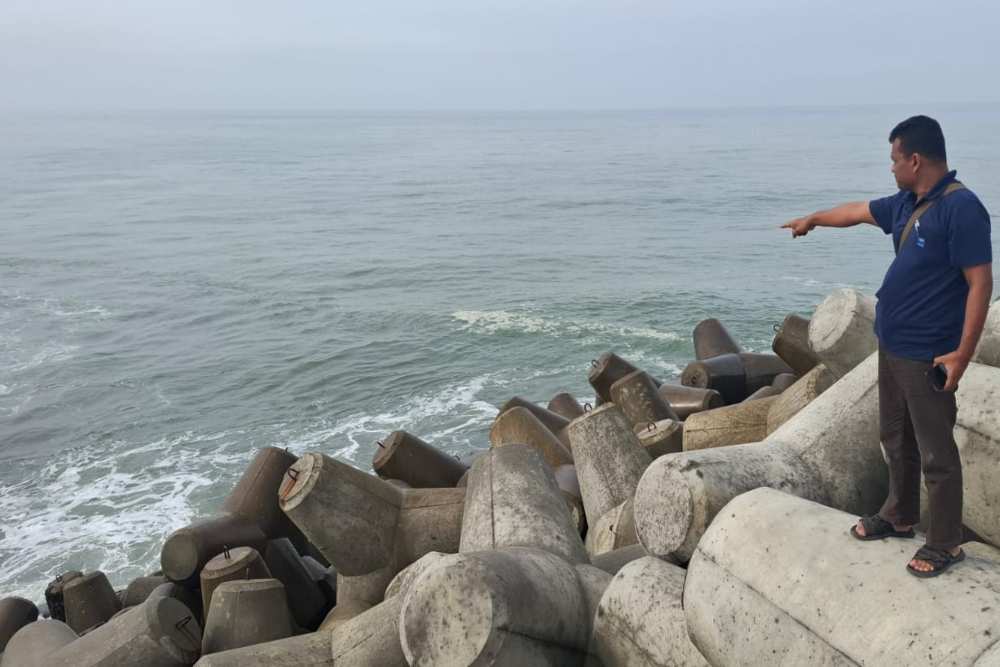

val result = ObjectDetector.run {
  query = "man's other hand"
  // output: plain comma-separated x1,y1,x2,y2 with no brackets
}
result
781,217,814,238
932,350,971,392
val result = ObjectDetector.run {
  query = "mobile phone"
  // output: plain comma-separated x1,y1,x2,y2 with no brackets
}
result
928,364,948,392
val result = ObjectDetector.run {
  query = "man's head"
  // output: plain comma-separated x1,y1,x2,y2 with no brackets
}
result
888,115,948,191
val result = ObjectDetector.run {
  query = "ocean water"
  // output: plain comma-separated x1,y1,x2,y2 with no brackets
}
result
1,107,998,601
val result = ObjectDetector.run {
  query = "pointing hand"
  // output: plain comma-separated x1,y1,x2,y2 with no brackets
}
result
781,217,814,238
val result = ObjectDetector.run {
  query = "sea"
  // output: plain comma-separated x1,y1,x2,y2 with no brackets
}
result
2,106,998,602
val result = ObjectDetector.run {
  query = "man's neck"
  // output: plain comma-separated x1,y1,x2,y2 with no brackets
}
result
913,165,950,200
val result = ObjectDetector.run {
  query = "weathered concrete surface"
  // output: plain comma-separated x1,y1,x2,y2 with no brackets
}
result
330,595,408,667
201,579,292,656
317,599,372,633
461,444,587,564
592,556,708,667
43,571,82,623
336,567,394,608
589,544,648,575
610,369,678,427
554,464,587,534
808,288,876,378
686,488,1000,667
693,318,742,360
772,313,819,376
973,301,1000,367
738,352,795,395
121,575,167,608
263,538,328,630
636,351,886,562
371,430,468,488
384,552,447,599
194,631,332,666
656,384,724,421
199,546,271,620
160,514,267,587
548,392,585,420
584,498,637,557
222,446,301,540
497,396,572,448
0,597,38,653
489,406,573,468
589,352,650,402
766,363,835,434
566,403,653,527
2,620,77,667
682,395,778,451
770,372,798,392
49,596,201,667
635,419,683,458
681,353,747,404
399,548,606,666
63,571,122,634
392,486,466,566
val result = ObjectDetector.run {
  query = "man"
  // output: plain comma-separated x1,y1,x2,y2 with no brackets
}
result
781,115,993,577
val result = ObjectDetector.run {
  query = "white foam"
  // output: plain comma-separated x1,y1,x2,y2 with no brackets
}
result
452,309,681,343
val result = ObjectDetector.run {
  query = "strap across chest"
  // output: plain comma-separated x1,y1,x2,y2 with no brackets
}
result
896,181,966,255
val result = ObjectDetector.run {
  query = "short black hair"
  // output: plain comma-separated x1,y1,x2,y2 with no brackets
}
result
889,115,947,162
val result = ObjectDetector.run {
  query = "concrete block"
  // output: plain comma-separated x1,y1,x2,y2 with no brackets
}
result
0,597,39,653
1,620,77,667
222,446,301,540
808,288,877,378
770,372,798,391
199,546,271,618
656,384,724,420
589,544,648,575
592,556,708,667
489,406,573,468
681,352,747,404
371,430,467,488
121,575,167,608
201,579,292,656
589,352,656,402
63,571,122,634
585,498,637,557
160,513,267,587
766,363,835,434
682,395,778,451
566,403,653,527
635,418,684,458
610,369,678,427
43,571,82,623
497,396,572,448
329,595,408,667
193,631,332,666
547,391,585,420
772,313,819,376
263,538,328,630
973,300,1000,367
745,385,780,401
317,599,372,633
686,488,1000,666
693,317,742,360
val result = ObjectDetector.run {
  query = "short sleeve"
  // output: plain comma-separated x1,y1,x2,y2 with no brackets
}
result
869,191,906,235
948,194,992,268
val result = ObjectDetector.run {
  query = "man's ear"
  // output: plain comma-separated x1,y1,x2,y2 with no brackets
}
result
910,152,922,175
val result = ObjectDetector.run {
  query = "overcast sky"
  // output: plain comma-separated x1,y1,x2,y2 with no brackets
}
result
1,0,997,110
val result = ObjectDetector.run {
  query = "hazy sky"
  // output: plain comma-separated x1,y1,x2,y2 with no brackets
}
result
1,0,997,110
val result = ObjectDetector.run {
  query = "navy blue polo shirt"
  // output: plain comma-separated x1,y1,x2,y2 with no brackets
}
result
869,170,992,361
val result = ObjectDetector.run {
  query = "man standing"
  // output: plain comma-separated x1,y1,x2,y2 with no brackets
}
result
782,115,993,577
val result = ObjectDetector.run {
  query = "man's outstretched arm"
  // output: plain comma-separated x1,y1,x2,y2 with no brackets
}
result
781,201,876,238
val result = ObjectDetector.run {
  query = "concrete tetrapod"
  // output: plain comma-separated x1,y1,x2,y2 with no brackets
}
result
682,395,779,451
610,369,679,427
770,372,798,392
193,631,332,666
43,571,82,623
553,463,587,533
48,596,202,667
656,384,724,420
121,575,168,608
329,593,408,667
771,313,819,376
222,446,303,540
547,391,585,420
460,444,587,564
566,403,653,528
199,546,272,619
588,351,660,402
279,452,464,577
584,498,637,557
0,597,39,653
496,396,572,448
489,406,573,468
371,430,468,488
636,418,684,458
765,363,835,434
1,620,78,667
973,300,1000,366
693,317,742,360
592,556,708,667
685,488,1000,666
744,385,780,401
589,544,649,575
399,547,610,666
807,288,877,378
201,579,292,656
62,571,122,634
263,538,328,630
635,350,886,562
680,353,747,404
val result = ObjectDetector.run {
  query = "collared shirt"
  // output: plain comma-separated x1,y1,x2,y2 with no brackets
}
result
869,170,992,361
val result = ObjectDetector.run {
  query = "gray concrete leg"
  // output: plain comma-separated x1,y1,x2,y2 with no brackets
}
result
383,552,447,599
772,313,819,375
263,538,328,630
693,318,742,360
193,631,332,666
336,567,394,607
589,544,648,575
392,486,465,566
554,464,587,534
656,384,724,420
43,571,82,623
63,571,123,634
301,556,337,608
635,418,684,458
201,579,292,656
592,556,708,667
461,444,587,563
317,599,372,633
222,446,302,541
371,430,468,488
766,363,835,434
770,371,799,392
738,352,795,395
686,488,1000,666
588,351,650,402
585,498,637,557
681,353,747,404
49,596,201,667
0,597,38,653
489,406,573,467
160,513,267,587
547,392,585,420
611,369,679,427
567,404,652,527
682,395,778,451
1,620,77,667
329,594,408,667
199,546,271,618
497,396,571,444
636,351,885,562
808,288,877,378
122,576,167,608
399,548,606,666
745,385,780,400
147,583,203,627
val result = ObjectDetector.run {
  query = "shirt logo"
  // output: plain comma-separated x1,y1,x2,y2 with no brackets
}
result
915,220,926,248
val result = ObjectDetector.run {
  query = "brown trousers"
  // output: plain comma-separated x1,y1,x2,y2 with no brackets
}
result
877,348,963,551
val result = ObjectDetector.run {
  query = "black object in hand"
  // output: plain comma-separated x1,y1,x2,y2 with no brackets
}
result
928,364,949,392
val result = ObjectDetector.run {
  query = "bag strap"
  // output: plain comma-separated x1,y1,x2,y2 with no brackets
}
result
896,181,965,255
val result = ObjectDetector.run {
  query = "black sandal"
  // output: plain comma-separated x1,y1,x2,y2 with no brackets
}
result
907,545,965,578
849,514,915,541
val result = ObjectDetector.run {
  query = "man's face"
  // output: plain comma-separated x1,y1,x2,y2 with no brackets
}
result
890,138,917,191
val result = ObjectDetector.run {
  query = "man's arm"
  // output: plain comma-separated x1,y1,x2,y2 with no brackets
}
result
781,201,876,238
933,263,994,391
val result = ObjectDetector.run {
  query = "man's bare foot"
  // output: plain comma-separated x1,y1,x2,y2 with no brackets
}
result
854,518,912,538
909,547,962,573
